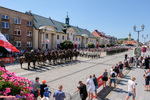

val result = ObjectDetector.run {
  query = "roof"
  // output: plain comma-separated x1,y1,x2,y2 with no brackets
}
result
92,30,107,38
26,12,95,38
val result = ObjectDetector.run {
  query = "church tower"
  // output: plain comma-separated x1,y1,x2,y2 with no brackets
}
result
128,33,131,41
65,12,69,26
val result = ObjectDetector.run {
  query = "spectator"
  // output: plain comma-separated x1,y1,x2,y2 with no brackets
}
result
31,77,40,100
76,81,88,100
53,85,66,100
40,80,48,98
118,61,124,77
125,76,136,100
110,66,114,72
109,69,117,88
42,87,51,100
93,74,98,98
125,54,128,60
102,69,108,89
114,64,120,77
144,69,150,91
86,75,95,100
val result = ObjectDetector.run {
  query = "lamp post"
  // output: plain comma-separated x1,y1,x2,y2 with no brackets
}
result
142,34,148,45
133,24,145,47
41,28,47,50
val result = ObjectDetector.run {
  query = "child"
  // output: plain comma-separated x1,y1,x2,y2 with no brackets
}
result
40,80,47,98
42,87,51,100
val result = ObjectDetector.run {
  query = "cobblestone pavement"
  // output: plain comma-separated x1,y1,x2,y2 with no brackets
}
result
106,50,150,100
6,50,134,95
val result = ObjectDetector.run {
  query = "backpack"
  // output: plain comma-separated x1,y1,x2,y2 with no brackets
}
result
111,73,116,78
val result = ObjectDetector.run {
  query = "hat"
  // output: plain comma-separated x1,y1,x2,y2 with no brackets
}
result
131,76,136,81
44,87,48,90
42,80,46,84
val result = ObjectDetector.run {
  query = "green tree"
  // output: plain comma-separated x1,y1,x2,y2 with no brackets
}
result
59,40,73,50
88,43,95,48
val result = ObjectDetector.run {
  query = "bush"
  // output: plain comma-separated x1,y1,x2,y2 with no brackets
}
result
0,67,33,100
59,40,73,50
88,43,95,48
99,44,105,48
111,44,114,47
106,44,111,47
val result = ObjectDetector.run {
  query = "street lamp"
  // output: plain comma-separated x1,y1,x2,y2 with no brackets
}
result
142,34,148,45
133,24,145,47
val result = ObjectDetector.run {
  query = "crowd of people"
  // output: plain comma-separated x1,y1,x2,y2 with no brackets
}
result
30,77,66,100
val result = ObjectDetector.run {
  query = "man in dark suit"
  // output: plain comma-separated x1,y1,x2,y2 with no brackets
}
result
145,56,150,69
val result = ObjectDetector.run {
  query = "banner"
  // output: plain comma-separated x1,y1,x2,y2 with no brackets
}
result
0,57,15,63
97,75,103,88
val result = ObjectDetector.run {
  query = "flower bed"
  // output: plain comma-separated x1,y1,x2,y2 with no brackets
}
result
0,67,34,100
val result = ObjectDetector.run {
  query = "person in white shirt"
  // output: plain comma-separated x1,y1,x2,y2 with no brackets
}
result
125,76,136,100
109,69,117,88
86,75,95,100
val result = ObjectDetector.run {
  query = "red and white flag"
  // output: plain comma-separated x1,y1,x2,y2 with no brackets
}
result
0,32,20,52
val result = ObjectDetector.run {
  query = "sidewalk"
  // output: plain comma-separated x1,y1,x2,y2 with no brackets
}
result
106,67,150,100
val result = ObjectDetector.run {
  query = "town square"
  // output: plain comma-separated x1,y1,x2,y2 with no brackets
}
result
0,0,150,100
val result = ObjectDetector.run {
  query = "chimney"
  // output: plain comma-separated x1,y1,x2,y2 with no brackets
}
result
95,30,98,32
49,17,51,19
29,10,31,13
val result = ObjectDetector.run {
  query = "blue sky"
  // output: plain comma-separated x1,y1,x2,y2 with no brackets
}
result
1,0,150,42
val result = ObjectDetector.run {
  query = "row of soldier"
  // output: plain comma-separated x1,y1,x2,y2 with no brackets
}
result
20,49,79,69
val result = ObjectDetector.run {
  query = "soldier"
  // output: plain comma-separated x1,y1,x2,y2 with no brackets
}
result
25,51,29,62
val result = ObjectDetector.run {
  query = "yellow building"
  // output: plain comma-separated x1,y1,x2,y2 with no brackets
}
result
26,12,96,49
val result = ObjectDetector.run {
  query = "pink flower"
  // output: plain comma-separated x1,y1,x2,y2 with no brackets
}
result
28,87,33,90
20,91,23,94
1,73,8,79
0,67,5,71
0,91,2,94
5,88,11,93
14,81,19,86
3,92,7,96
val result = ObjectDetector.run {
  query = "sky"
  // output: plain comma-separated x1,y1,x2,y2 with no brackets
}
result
0,0,150,42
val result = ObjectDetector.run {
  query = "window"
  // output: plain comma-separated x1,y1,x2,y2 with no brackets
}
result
27,31,32,36
27,21,32,26
79,38,80,41
45,34,48,38
57,35,59,39
3,34,9,40
15,41,21,47
62,35,64,40
14,30,21,35
73,35,75,41
76,37,77,41
2,15,9,19
27,42,32,47
2,22,9,29
67,33,69,40
14,17,21,24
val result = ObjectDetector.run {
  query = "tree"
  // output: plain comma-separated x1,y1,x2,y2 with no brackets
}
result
88,43,95,48
59,40,73,50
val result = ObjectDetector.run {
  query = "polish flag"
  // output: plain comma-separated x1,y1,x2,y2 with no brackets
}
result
46,40,50,43
0,32,20,52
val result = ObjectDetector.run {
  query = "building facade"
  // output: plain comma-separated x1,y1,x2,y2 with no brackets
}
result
108,35,116,45
26,12,96,50
91,30,108,45
0,6,34,50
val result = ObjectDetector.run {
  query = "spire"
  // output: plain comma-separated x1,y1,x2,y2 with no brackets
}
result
65,12,69,25
129,33,131,36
